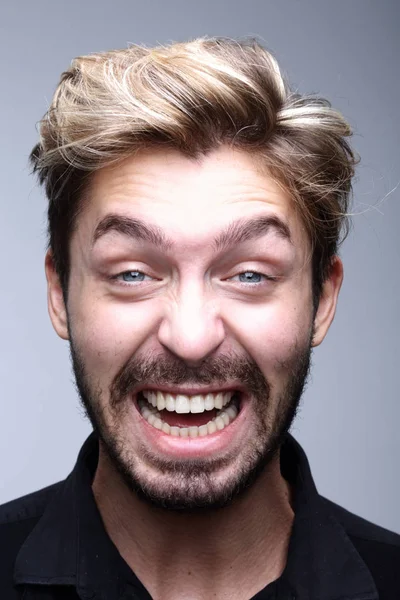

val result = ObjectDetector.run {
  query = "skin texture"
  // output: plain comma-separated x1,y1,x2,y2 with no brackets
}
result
45,146,343,599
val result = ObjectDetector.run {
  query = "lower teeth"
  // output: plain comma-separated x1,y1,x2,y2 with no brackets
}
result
138,397,239,438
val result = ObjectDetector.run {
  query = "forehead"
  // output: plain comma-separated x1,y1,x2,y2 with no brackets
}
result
79,146,306,250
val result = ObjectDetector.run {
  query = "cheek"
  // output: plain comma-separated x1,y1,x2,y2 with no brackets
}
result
224,297,312,369
68,288,160,380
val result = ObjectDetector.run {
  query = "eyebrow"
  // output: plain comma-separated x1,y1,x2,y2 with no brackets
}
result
92,213,293,252
93,215,173,252
212,215,292,251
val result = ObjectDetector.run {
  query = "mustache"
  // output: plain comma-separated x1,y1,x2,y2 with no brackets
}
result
109,352,271,408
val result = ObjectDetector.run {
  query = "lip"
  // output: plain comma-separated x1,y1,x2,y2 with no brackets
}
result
132,391,250,459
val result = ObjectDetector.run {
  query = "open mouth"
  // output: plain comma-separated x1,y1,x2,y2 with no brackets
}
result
137,390,242,438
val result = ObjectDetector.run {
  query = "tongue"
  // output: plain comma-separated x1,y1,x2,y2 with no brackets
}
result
160,409,218,428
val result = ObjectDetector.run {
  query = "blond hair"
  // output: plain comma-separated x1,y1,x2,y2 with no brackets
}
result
31,37,358,307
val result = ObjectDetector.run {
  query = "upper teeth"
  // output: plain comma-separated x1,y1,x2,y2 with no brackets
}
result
142,390,234,414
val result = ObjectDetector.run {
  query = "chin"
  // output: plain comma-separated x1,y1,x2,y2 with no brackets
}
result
97,418,283,512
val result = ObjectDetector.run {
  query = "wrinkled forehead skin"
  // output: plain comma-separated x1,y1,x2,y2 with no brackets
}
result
70,146,311,276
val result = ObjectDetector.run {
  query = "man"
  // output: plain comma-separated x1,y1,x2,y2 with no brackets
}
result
1,37,399,600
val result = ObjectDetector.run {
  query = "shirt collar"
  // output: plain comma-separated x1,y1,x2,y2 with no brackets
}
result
279,436,378,599
14,434,144,599
14,432,379,600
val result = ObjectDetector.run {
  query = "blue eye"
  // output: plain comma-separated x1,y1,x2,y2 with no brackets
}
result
119,271,149,283
237,271,264,283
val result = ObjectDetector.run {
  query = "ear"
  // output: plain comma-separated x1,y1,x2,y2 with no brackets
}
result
311,256,343,347
45,250,69,340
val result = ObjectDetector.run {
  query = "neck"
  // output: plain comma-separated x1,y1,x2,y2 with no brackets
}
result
92,442,295,600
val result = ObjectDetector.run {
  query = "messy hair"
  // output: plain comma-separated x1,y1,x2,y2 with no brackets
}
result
30,37,358,309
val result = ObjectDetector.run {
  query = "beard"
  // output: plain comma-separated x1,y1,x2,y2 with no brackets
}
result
69,332,313,513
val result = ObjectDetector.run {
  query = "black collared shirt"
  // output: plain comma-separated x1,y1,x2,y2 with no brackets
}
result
1,432,399,599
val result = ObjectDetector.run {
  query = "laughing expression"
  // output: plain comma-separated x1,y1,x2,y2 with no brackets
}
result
47,145,336,510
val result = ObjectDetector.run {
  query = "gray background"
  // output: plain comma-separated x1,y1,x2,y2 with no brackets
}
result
0,0,399,532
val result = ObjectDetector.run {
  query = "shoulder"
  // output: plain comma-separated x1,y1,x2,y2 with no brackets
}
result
321,495,400,594
0,482,63,597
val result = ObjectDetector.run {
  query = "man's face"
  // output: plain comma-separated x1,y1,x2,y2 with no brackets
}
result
48,146,335,510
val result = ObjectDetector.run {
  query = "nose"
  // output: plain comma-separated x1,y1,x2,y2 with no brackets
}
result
157,282,225,366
